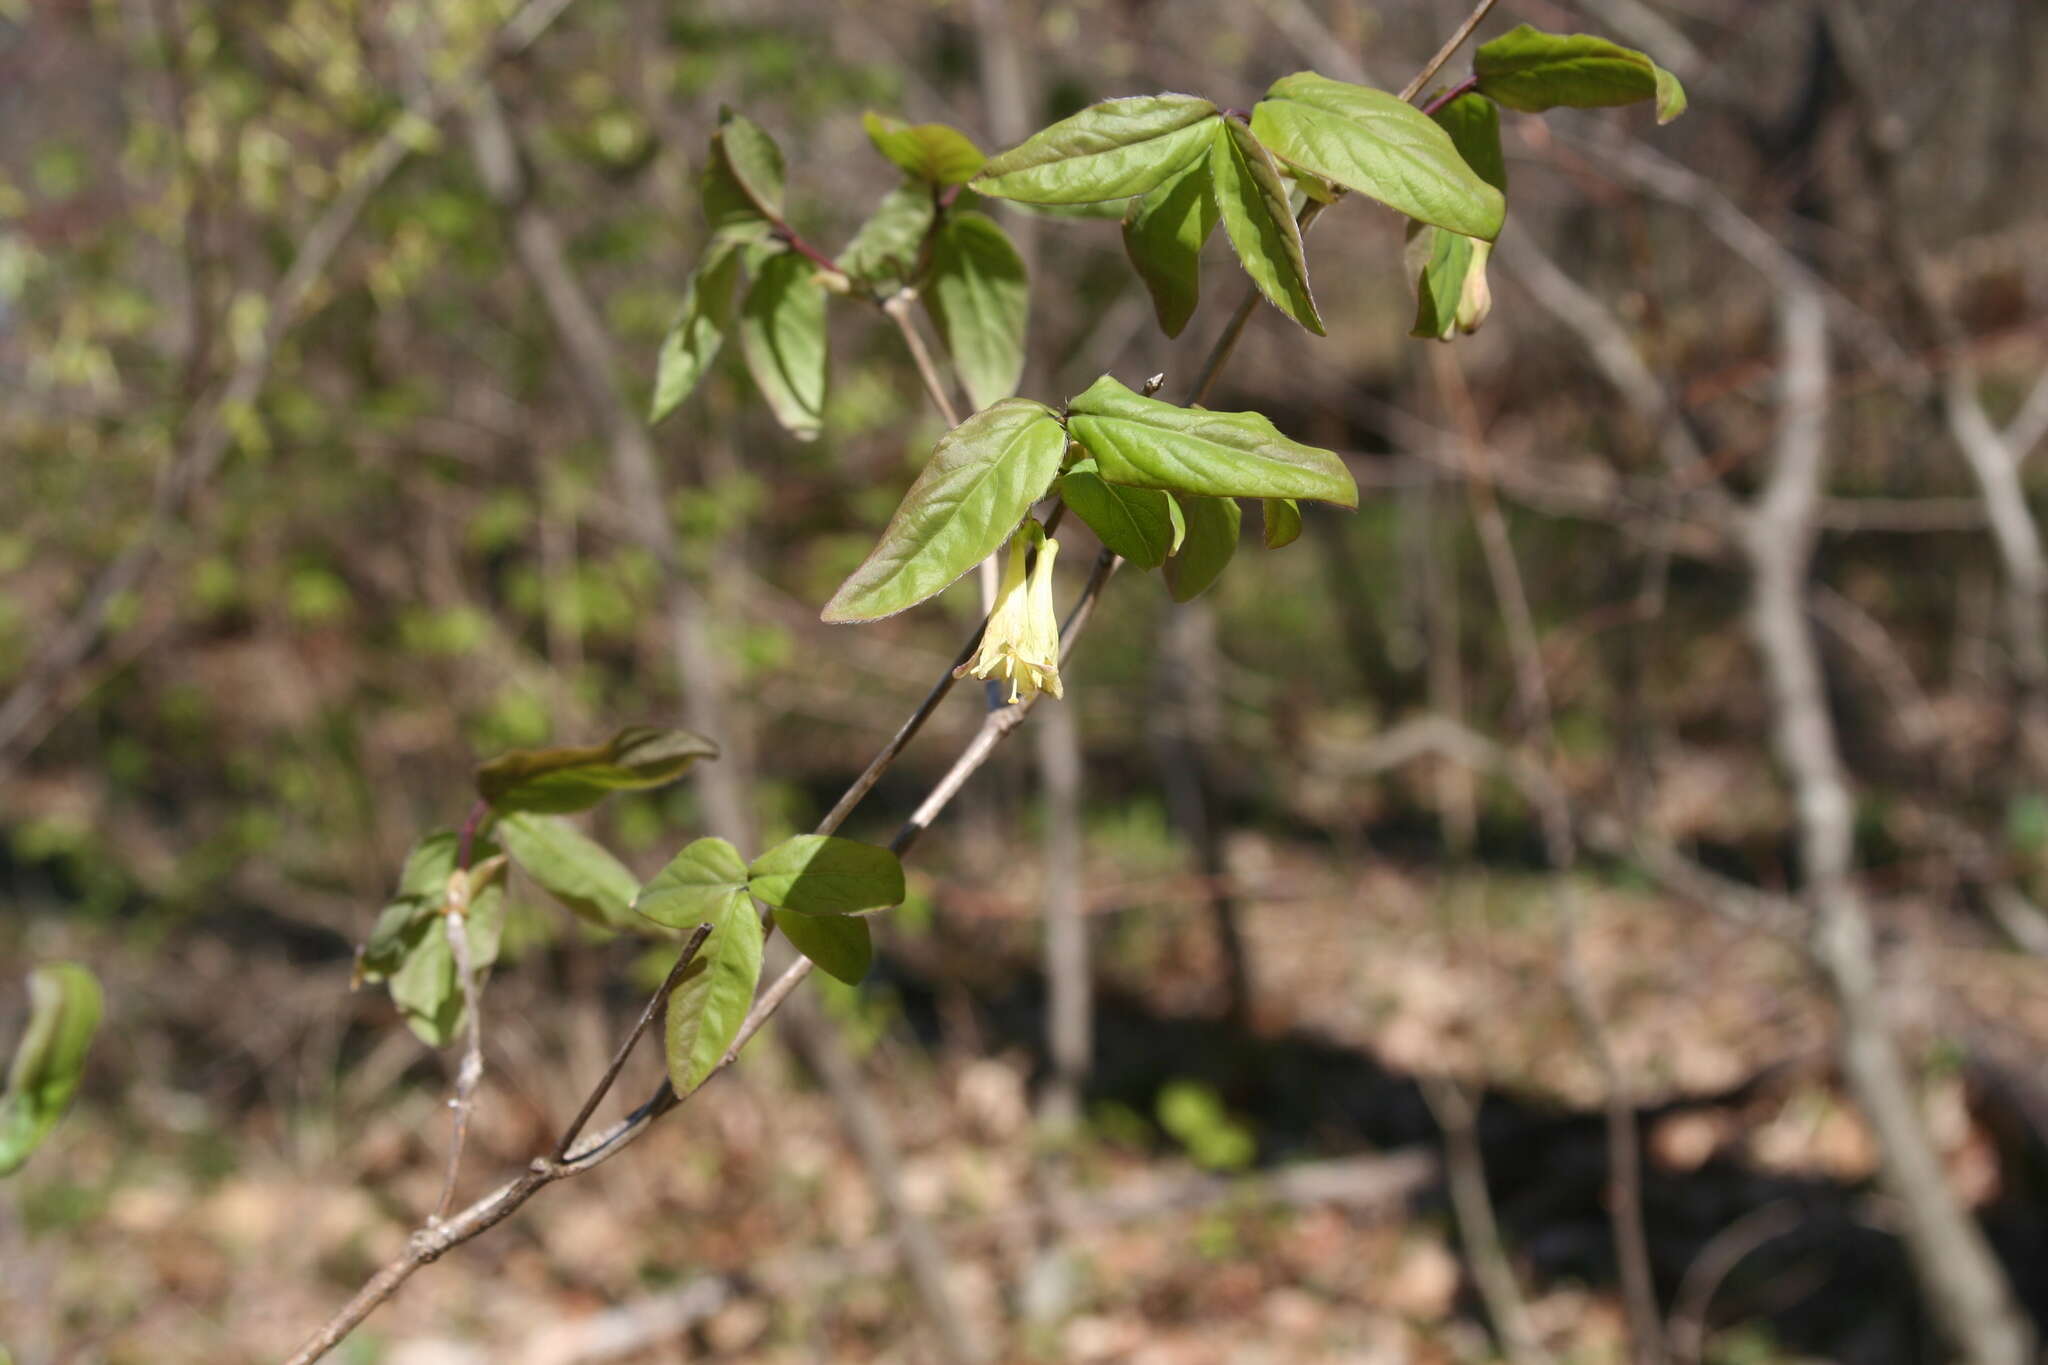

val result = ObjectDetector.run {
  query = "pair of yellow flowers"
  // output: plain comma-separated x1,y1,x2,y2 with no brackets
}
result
969,518,1063,704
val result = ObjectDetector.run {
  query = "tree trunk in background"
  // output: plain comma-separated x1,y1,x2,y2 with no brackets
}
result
1743,287,2032,1365
1152,601,1252,1026
1036,700,1088,1130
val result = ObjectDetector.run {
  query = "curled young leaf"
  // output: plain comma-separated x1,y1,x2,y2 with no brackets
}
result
477,726,719,814
1263,497,1303,549
863,112,985,185
974,94,1219,204
836,182,937,290
0,963,102,1176
1060,457,1180,568
1473,25,1688,125
822,399,1068,623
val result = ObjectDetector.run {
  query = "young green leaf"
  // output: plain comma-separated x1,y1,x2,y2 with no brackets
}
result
1263,497,1303,549
738,250,829,442
1207,118,1322,335
662,887,763,1097
822,399,1068,622
771,909,873,986
1121,154,1218,339
1065,374,1357,507
1060,457,1180,568
747,835,905,915
390,921,461,1046
713,108,787,219
924,211,1029,412
635,836,752,930
973,94,1219,204
1407,226,1490,340
495,812,641,931
361,830,504,976
478,726,719,814
650,238,744,424
1162,494,1240,602
836,182,936,289
0,963,102,1176
1473,25,1688,125
1248,73,1505,239
862,112,985,185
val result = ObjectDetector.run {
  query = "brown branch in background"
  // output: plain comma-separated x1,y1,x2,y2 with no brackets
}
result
1433,348,1665,1365
1740,284,2032,1365
1821,0,2048,778
1418,1075,1555,1365
0,0,586,779
1665,1201,1800,1365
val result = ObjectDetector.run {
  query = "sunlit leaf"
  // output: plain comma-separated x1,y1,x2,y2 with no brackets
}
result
662,880,763,1097
1473,25,1687,125
1065,374,1356,507
747,835,905,915
1249,73,1505,238
1207,118,1322,335
974,94,1219,204
822,399,1067,622
635,836,751,930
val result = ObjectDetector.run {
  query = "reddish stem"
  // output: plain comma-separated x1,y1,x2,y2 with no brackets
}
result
1420,74,1481,117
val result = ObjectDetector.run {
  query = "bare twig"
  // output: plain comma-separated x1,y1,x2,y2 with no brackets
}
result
434,908,486,1221
553,923,712,1161
1419,1075,1554,1365
1397,0,1500,103
1666,1202,1801,1365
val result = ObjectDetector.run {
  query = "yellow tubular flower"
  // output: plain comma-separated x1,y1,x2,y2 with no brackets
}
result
970,521,1063,704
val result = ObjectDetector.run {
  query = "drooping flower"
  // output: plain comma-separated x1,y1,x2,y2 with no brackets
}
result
970,519,1063,704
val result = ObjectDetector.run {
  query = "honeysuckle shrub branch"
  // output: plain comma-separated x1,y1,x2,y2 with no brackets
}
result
336,14,1685,1334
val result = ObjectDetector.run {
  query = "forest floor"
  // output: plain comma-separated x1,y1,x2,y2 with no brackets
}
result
5,829,2047,1364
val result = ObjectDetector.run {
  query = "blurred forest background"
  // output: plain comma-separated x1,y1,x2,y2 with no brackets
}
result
3,0,2048,1361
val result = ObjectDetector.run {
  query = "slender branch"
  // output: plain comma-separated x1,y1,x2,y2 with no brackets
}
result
554,923,712,1160
881,289,963,428
433,908,486,1221
1397,0,1499,102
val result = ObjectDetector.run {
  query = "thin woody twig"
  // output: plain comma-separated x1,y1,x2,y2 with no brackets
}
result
554,923,712,1161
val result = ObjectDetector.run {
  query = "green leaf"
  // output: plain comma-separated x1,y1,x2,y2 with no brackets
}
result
1248,73,1505,239
390,920,460,1046
1207,118,1322,335
496,813,641,931
1121,152,1217,339
836,182,936,289
713,108,787,219
1407,226,1492,340
478,726,719,814
0,963,101,1176
1473,25,1687,124
973,94,1219,204
362,830,502,977
1163,494,1240,602
635,836,751,930
1431,93,1506,193
738,250,830,442
1065,374,1357,507
822,398,1067,622
924,211,1029,412
1060,457,1179,568
772,909,873,986
1263,497,1302,549
747,835,905,915
662,886,763,1097
863,112,985,185
650,238,744,423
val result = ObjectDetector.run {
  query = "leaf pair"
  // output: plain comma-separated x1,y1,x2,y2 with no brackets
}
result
653,111,829,439
359,832,508,1046
0,963,101,1177
821,376,1354,622
637,835,904,1094
972,82,1504,338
